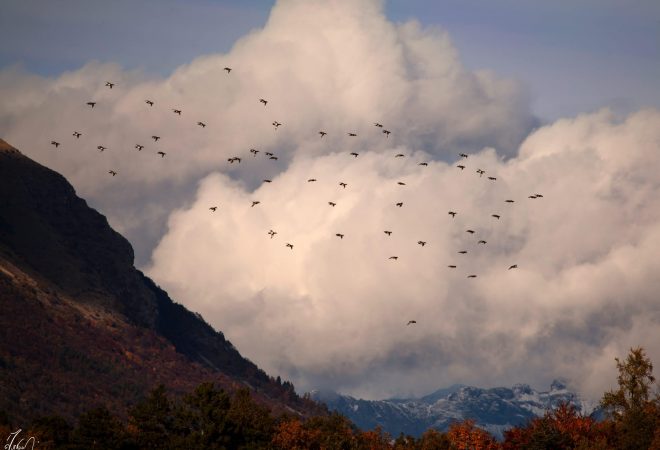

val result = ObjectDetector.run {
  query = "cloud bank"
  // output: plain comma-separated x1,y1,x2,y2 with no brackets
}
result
2,0,658,399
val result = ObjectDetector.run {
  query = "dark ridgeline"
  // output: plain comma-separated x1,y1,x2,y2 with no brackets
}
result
0,139,323,424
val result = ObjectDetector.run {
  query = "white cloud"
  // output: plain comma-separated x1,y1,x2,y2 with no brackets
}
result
3,0,657,400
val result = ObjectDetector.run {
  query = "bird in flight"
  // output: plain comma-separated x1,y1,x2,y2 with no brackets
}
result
228,157,241,163
406,320,416,325
286,243,294,249
459,153,468,158
109,170,117,176
135,144,144,151
505,199,515,203
173,109,182,115
395,154,405,158
265,152,274,157
157,151,166,158
328,202,336,207
319,131,327,137
529,195,538,199
339,182,347,188
308,178,317,182
263,179,272,183
491,214,500,219
467,274,477,278
417,241,426,247
152,135,161,142
508,264,518,270
72,131,82,138
224,67,232,73
384,231,392,236
336,233,344,239
535,194,544,198
383,129,391,137
458,250,467,254
478,240,487,244
86,101,96,108
209,207,217,212
269,156,278,160
448,265,457,268
466,229,475,234
259,99,268,106
389,256,398,260
457,165,465,170
249,149,259,156
197,122,206,128
395,202,403,207
488,176,497,181
448,211,457,217
51,141,60,148
347,132,357,137
397,182,406,186
105,81,114,89
476,169,485,177
419,162,428,166
268,230,277,239
272,121,282,129
374,123,383,128
350,152,359,158
97,145,106,152
251,201,260,207
145,100,154,106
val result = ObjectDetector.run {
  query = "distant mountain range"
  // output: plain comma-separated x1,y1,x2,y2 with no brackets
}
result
0,139,322,423
313,380,599,439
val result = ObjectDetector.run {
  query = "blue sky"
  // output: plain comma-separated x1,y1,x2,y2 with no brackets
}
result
1,0,658,121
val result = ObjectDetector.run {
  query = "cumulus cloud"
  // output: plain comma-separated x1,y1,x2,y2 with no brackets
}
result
3,0,657,400
148,108,660,399
0,0,534,262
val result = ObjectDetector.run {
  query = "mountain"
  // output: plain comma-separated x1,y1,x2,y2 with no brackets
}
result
313,380,598,439
0,139,322,423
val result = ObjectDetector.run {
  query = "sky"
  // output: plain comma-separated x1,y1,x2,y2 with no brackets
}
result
1,0,659,401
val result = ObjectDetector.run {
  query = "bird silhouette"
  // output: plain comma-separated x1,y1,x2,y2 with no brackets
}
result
269,156,278,160
476,169,485,177
173,109,182,115
488,176,497,181
339,182,347,188
286,243,293,249
86,102,96,108
505,199,515,203
265,152,274,157
467,274,477,278
197,122,206,128
263,179,272,183
397,182,406,186
105,81,114,88
308,178,317,182
152,135,161,142
145,100,154,106
407,320,416,325
250,149,259,156
97,145,106,151
395,154,405,158
350,152,359,157
157,151,166,157
268,230,277,239
348,132,357,137
457,165,465,170
109,170,117,176
384,231,392,236
135,144,144,151
272,121,282,129
448,265,457,268
51,141,60,148
374,123,383,128
419,162,428,166
336,233,344,239
328,202,336,207
209,207,217,212
396,202,403,207
508,264,518,270
448,211,457,217
417,241,426,247
383,129,391,137
224,67,232,73
72,131,81,138
529,195,537,199
478,240,487,244
458,250,467,254
491,214,500,219
535,194,544,198
251,201,260,207
389,256,398,260
319,131,327,137
466,230,475,234
459,153,468,158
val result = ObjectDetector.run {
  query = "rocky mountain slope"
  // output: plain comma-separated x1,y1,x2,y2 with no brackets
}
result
314,380,597,439
0,139,322,423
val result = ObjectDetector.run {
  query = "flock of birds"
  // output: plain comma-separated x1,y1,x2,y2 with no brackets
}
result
48,67,543,326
